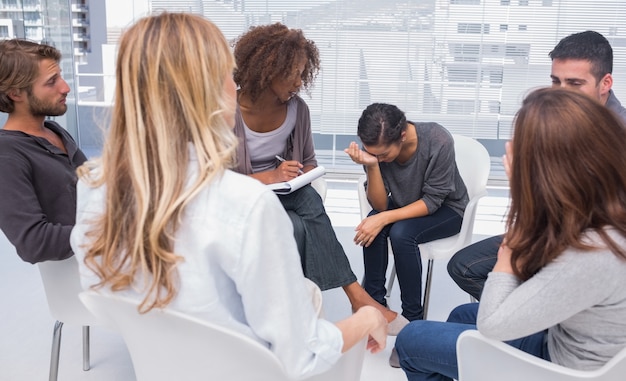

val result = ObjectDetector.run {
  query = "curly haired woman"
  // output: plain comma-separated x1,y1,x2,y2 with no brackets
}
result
232,23,407,333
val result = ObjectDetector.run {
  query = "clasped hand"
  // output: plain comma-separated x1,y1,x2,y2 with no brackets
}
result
354,213,386,247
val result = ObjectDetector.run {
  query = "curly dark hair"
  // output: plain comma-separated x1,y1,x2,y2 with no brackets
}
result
232,23,320,103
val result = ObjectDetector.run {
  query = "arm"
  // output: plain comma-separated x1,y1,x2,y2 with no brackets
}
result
236,189,385,378
248,162,303,184
477,244,617,341
335,305,387,353
418,130,459,215
0,154,73,263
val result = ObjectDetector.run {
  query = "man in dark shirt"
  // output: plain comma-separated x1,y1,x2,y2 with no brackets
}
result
448,30,626,300
0,39,86,263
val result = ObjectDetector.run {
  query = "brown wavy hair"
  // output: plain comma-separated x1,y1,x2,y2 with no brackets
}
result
232,22,320,102
0,39,61,113
506,87,626,280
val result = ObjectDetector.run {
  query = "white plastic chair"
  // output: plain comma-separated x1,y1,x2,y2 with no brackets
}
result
311,176,328,201
37,256,100,381
79,290,367,381
357,134,490,319
457,330,626,381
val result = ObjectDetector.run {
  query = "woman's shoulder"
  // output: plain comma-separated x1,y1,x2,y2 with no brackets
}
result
411,121,453,148
560,229,626,271
291,95,310,112
216,170,279,206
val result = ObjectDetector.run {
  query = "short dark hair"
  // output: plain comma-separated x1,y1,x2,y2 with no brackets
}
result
357,103,407,146
549,30,613,83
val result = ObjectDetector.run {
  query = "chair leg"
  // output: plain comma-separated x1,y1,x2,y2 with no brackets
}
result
49,320,63,381
385,241,396,298
422,259,435,320
385,265,396,298
82,326,90,371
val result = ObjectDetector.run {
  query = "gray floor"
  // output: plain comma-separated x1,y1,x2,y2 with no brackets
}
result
0,179,508,381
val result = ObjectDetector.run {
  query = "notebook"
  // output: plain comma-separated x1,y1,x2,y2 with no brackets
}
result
267,166,326,195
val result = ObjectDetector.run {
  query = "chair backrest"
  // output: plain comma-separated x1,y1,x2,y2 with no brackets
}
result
457,330,626,381
419,134,491,258
37,256,99,326
311,177,328,201
79,291,366,381
452,134,490,201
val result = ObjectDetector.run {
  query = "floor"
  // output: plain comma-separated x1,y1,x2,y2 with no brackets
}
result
0,179,509,381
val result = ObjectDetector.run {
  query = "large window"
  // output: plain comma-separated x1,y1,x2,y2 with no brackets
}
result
3,0,626,179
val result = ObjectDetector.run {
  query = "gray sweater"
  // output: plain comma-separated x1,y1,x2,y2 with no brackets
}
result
0,121,86,263
375,122,468,216
477,228,626,370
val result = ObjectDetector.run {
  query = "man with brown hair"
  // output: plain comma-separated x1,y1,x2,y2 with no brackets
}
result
447,30,626,301
0,39,86,263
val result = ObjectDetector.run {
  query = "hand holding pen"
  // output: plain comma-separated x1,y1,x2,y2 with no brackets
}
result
275,155,304,179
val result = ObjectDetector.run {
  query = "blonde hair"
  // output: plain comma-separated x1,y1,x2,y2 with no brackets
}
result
78,12,237,312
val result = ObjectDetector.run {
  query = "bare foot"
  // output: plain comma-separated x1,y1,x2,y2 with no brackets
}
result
342,281,398,323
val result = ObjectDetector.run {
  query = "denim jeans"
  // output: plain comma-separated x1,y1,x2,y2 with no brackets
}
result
278,184,357,291
446,235,503,300
396,303,550,381
362,203,463,321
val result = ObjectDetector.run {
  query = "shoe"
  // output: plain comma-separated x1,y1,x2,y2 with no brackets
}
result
387,314,409,336
389,348,401,368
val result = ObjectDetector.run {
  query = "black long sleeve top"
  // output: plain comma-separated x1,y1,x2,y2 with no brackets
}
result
0,121,87,263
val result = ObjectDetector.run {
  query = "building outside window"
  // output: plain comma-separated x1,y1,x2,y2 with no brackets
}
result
1,0,626,181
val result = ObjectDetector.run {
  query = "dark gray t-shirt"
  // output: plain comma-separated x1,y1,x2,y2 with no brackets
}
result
375,122,468,216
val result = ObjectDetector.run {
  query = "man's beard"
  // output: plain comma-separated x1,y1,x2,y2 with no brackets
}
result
27,92,67,117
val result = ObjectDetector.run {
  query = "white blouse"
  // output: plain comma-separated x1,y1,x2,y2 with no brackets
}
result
70,148,343,379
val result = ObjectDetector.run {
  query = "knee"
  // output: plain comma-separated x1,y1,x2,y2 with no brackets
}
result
396,320,429,354
395,320,449,367
388,222,418,248
447,250,466,278
286,211,305,240
446,303,478,324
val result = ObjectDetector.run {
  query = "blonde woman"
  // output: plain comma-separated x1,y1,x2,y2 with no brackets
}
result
70,12,386,379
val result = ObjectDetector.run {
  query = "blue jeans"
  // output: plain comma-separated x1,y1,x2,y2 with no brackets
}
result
362,203,463,321
278,184,357,291
396,303,550,381
447,235,502,300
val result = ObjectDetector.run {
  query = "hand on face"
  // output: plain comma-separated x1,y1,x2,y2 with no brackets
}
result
503,141,513,182
493,241,515,275
344,141,378,167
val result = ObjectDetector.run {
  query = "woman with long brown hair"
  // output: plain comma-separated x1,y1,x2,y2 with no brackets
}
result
395,87,626,381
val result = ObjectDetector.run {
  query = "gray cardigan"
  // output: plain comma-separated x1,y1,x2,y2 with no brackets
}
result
478,228,626,370
233,95,317,175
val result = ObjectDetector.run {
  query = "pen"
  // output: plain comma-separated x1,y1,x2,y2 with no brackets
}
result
275,155,304,174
